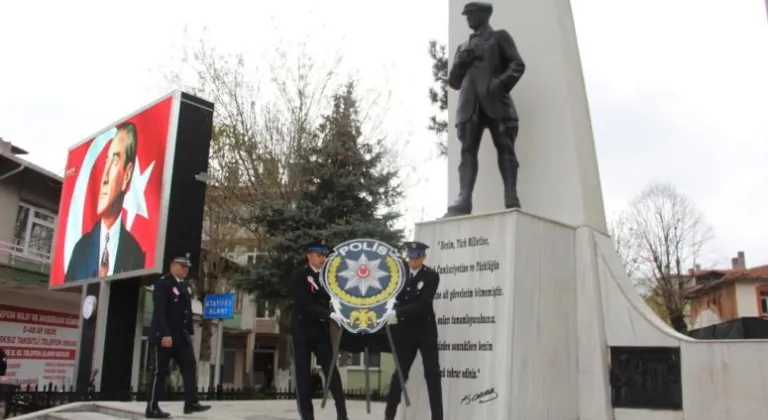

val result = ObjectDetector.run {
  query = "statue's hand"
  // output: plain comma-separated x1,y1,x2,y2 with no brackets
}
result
489,77,504,93
456,47,474,65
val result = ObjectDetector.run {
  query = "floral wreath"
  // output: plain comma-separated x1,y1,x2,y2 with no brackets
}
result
325,255,401,308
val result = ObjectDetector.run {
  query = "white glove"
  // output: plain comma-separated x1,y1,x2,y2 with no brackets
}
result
384,309,397,323
329,312,346,326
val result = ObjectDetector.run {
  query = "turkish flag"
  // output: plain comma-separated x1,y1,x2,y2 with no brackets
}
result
49,97,174,286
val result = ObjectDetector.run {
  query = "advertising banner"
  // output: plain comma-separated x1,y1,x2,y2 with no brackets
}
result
0,304,79,387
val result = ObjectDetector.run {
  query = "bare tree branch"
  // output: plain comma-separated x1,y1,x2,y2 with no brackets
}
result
608,212,641,282
613,182,714,333
163,29,384,370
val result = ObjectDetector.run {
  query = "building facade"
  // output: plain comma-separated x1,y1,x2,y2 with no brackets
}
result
686,251,768,332
0,139,82,387
1,138,395,392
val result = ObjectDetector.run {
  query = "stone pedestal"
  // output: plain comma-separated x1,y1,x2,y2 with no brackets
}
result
400,210,593,420
396,210,768,420
424,0,768,416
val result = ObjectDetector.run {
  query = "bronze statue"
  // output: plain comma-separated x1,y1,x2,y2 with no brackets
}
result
445,2,526,217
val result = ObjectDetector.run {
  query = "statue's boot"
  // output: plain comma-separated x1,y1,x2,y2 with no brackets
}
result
499,156,521,209
444,155,478,217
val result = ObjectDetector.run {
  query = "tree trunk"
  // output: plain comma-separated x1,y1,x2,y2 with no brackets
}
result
199,319,213,362
669,313,688,334
276,306,293,370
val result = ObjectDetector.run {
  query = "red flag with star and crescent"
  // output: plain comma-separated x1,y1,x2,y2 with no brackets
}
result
49,97,173,287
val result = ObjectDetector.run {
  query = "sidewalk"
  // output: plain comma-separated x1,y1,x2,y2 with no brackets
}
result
95,400,386,419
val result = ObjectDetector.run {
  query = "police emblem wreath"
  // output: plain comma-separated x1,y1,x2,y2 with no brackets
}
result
320,238,406,334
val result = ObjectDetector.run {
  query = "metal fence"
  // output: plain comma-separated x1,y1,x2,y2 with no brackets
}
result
1,383,387,418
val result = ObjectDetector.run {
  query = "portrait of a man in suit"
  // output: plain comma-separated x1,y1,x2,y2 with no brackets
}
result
65,122,146,282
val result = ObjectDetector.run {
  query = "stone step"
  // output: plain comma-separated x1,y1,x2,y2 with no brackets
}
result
14,400,384,420
48,413,124,420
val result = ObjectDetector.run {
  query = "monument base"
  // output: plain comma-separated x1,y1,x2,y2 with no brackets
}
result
396,210,768,420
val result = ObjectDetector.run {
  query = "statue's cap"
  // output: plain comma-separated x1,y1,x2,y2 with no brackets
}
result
462,2,493,15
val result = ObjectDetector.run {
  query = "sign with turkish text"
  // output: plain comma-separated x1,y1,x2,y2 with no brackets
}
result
0,304,79,387
203,293,235,319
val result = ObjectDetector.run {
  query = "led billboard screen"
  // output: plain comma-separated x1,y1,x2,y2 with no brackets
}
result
49,96,176,287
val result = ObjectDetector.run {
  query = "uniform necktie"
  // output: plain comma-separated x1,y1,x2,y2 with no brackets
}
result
99,232,110,277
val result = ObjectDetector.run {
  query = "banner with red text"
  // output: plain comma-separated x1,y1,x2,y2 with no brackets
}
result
0,305,79,387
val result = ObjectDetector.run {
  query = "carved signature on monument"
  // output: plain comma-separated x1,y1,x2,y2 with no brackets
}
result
460,387,498,405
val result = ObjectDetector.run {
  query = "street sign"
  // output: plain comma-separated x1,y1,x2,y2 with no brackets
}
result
203,293,236,319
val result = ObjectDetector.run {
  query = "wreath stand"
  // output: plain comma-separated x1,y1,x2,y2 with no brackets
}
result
321,323,410,414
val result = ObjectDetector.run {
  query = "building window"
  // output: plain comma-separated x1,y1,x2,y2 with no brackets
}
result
759,290,768,316
256,301,273,318
347,352,381,369
12,203,56,262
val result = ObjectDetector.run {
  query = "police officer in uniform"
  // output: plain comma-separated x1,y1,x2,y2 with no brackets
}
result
145,255,211,418
290,240,350,420
382,241,443,420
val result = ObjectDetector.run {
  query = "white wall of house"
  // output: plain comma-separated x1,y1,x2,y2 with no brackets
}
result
0,182,20,246
735,280,764,318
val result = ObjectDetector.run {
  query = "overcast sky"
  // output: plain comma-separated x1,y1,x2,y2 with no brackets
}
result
1,0,766,267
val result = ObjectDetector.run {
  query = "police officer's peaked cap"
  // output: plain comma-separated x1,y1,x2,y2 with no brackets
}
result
173,253,192,267
462,1,493,15
404,241,430,257
305,239,331,255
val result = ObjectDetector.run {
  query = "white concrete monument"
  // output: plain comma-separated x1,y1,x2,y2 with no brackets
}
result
397,1,768,419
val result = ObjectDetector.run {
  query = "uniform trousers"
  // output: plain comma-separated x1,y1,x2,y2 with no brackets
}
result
146,337,198,409
385,322,443,420
291,325,347,420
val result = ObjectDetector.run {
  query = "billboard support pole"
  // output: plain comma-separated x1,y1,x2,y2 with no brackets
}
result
214,319,224,388
91,280,111,390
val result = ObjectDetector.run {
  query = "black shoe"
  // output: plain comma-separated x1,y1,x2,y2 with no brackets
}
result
145,407,171,418
184,403,211,414
444,201,472,218
338,417,350,420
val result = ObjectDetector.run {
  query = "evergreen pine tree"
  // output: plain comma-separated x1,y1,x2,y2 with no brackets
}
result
297,81,404,246
235,81,404,345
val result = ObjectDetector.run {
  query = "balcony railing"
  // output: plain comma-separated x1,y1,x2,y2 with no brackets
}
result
254,318,279,334
0,238,52,273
